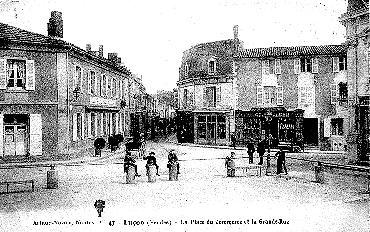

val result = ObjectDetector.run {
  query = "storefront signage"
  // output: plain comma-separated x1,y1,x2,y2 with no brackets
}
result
279,124,294,130
274,112,291,118
89,97,117,107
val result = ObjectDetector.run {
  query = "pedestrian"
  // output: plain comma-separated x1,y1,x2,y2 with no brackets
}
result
247,142,255,164
144,151,160,176
257,139,265,165
167,149,180,174
231,133,236,149
225,152,236,177
124,151,140,177
275,147,288,175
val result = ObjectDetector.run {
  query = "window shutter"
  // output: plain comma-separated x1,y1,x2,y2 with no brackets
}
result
83,70,88,93
87,113,91,138
73,66,77,90
312,58,319,74
0,114,3,156
331,84,338,104
275,59,281,75
79,68,84,92
189,91,194,107
115,114,119,134
100,113,104,136
29,114,42,156
277,86,283,105
26,60,35,90
332,57,339,73
87,71,91,95
106,77,109,97
94,74,98,95
324,118,331,137
94,114,98,136
81,113,85,139
216,86,221,103
257,86,263,106
0,59,7,89
294,58,301,74
72,113,77,141
203,87,207,107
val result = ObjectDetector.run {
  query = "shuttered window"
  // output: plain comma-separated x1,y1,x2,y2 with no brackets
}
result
0,59,6,89
331,84,338,104
90,71,96,94
0,59,35,90
25,60,35,90
277,86,283,105
30,114,42,156
312,57,319,74
294,58,301,74
275,59,281,75
332,57,339,73
257,86,263,106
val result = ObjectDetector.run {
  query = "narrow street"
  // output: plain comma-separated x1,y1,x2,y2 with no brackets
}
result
0,142,368,232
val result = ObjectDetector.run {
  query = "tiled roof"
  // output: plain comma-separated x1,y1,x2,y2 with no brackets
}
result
0,22,131,75
0,22,67,46
236,44,347,58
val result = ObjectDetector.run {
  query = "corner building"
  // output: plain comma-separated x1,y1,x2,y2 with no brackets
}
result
0,12,132,160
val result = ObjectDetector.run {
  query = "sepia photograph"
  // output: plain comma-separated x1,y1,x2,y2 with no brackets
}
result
0,0,369,231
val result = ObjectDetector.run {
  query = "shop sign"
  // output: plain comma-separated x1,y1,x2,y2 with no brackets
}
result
90,97,117,107
279,124,294,130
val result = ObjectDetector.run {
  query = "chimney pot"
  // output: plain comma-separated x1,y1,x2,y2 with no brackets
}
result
47,11,63,38
98,45,104,58
86,44,91,52
233,25,239,40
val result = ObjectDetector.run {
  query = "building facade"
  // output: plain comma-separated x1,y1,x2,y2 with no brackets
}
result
177,26,349,150
0,11,139,160
340,0,369,162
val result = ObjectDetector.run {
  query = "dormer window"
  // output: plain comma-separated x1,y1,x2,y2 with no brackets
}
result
184,63,189,77
208,58,216,75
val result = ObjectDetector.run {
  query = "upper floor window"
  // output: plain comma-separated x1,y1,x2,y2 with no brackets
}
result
299,86,314,106
262,59,281,75
96,75,101,97
294,58,318,74
101,75,106,97
333,56,347,72
183,89,188,108
331,118,343,136
90,71,96,94
184,63,189,77
208,58,216,75
112,78,117,98
74,66,82,91
262,60,270,75
7,60,26,89
203,86,221,107
107,77,111,98
331,82,348,104
257,86,283,106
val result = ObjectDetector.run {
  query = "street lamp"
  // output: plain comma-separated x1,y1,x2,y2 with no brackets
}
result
265,111,273,175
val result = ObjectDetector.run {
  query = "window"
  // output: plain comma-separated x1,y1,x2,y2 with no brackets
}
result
299,86,314,105
91,113,96,137
331,118,343,136
76,113,82,139
262,60,270,75
107,77,111,98
338,82,348,102
333,56,347,72
103,113,107,135
183,89,188,108
90,71,95,94
112,78,117,98
184,63,189,77
7,60,26,89
205,86,216,107
300,58,312,72
257,86,283,106
96,75,101,97
208,58,216,75
101,75,106,97
263,86,276,105
274,59,281,75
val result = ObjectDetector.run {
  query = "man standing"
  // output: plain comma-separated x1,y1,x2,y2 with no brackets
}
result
257,140,265,165
276,147,288,175
144,151,160,176
247,142,255,164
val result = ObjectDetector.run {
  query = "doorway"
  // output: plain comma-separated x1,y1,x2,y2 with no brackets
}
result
303,118,318,146
3,114,29,156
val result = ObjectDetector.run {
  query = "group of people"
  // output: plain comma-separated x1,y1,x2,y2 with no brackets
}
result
123,149,180,177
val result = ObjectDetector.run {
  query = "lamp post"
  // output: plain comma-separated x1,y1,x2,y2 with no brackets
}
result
265,111,273,175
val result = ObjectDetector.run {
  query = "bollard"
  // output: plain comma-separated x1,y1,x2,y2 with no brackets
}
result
168,162,178,181
147,164,156,183
47,165,58,189
126,165,136,184
315,162,324,184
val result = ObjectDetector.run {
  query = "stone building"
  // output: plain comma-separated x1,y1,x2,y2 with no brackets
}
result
0,11,135,160
340,0,369,162
177,26,349,150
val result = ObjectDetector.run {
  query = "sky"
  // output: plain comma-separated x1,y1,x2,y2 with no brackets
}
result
0,0,348,94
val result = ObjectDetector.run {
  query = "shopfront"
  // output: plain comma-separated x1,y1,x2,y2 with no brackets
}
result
235,108,303,148
194,111,229,145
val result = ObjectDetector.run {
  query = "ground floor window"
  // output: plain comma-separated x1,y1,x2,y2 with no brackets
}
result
331,118,343,136
3,114,29,156
196,113,226,143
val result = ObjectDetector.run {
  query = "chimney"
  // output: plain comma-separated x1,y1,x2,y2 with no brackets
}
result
108,52,118,61
47,11,63,38
86,44,91,52
233,25,239,40
98,45,104,58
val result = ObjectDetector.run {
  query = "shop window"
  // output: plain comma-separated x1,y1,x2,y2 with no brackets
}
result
331,118,343,136
217,115,226,139
7,60,26,89
198,116,206,139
